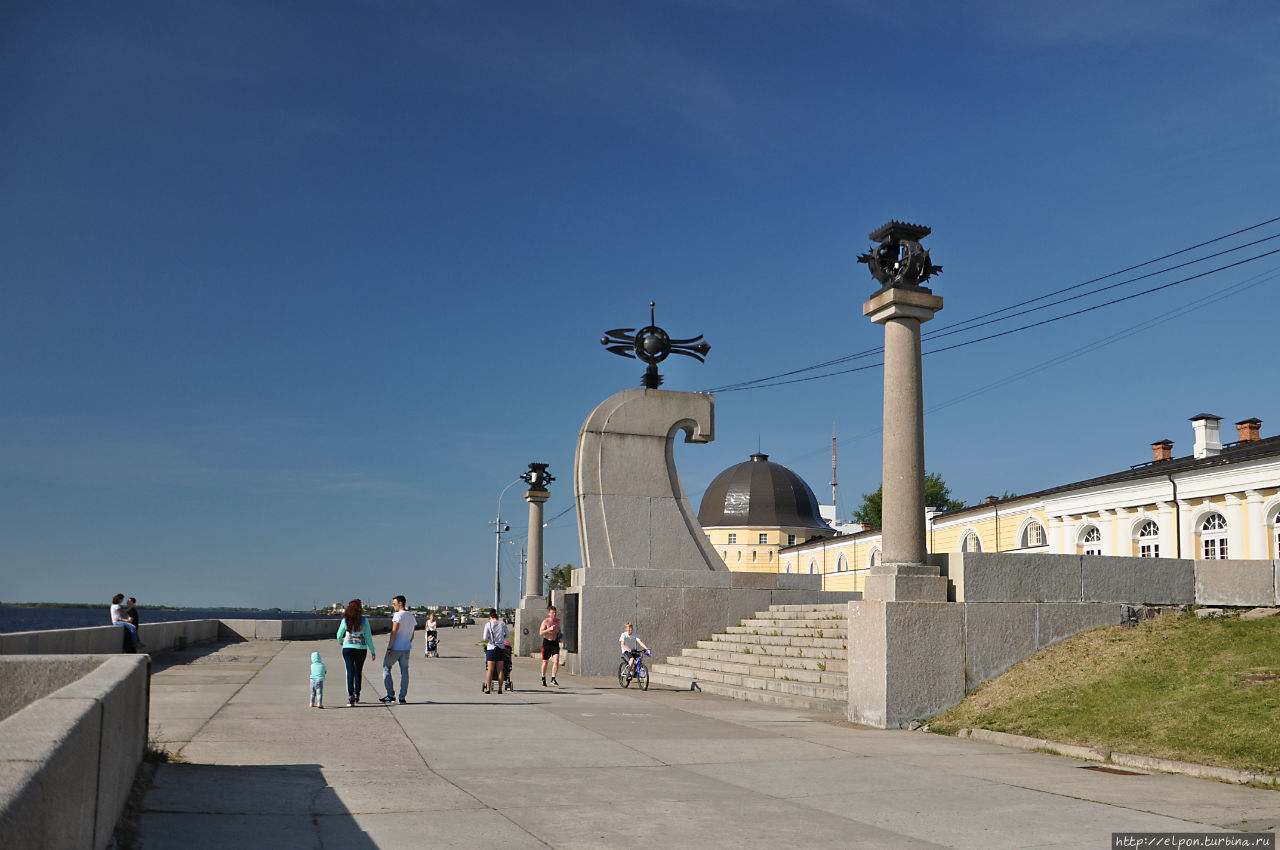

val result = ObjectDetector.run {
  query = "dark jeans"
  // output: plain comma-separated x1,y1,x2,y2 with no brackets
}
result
342,647,367,698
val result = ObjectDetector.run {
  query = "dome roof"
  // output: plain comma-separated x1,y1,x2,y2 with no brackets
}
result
697,453,832,530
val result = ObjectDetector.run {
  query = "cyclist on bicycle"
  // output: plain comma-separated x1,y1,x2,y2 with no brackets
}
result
619,622,650,674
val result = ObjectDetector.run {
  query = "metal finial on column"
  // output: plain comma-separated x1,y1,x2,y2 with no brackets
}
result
857,221,943,291
601,302,710,389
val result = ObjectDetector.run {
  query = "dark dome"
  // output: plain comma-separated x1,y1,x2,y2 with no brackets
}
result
698,453,832,530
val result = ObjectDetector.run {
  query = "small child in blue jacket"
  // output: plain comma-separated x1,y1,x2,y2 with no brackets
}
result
310,651,327,709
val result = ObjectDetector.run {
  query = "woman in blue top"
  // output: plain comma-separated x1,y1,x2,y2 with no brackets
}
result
336,599,376,706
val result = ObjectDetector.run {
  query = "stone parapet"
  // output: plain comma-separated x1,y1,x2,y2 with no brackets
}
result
0,654,149,849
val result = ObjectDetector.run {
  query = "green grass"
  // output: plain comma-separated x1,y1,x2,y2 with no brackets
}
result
930,612,1280,774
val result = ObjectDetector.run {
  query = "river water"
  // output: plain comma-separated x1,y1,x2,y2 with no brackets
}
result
0,605,341,634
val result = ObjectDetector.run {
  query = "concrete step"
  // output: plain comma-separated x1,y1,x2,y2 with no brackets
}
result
768,603,850,613
711,633,847,650
731,620,848,635
650,663,846,702
752,609,849,621
659,655,847,686
681,646,847,673
647,669,847,715
695,639,845,660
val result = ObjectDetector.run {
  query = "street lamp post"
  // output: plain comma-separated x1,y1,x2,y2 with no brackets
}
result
493,478,521,610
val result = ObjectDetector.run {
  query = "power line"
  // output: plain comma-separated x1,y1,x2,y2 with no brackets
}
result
705,215,1280,394
711,244,1280,392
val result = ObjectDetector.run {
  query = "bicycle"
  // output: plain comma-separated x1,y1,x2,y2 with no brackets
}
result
618,650,651,690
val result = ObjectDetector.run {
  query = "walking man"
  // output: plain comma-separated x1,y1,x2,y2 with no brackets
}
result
540,604,562,687
380,596,415,704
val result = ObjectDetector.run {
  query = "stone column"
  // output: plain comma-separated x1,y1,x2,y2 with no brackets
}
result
862,286,946,601
1157,501,1176,559
1113,507,1130,557
1245,490,1265,559
525,489,549,602
1225,493,1245,560
514,468,552,659
1177,500,1194,559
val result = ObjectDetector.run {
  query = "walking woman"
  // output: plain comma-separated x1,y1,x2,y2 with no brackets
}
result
482,609,509,694
336,599,376,706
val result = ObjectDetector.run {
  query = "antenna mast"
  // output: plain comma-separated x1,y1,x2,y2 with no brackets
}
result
830,424,838,514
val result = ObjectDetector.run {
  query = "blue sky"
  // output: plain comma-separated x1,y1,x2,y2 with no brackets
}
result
3,1,1279,609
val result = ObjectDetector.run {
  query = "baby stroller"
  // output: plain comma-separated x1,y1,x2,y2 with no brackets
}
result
425,633,439,657
502,640,514,691
482,640,515,692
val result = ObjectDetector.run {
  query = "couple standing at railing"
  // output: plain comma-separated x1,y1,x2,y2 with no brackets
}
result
110,593,144,652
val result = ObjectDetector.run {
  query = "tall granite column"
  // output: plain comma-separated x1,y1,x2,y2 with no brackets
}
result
862,285,947,601
514,463,553,658
847,222,963,729
524,488,549,605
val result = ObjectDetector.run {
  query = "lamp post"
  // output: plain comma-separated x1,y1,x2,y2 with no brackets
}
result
493,477,521,610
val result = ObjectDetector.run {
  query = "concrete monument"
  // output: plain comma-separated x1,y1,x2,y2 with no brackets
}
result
514,463,553,658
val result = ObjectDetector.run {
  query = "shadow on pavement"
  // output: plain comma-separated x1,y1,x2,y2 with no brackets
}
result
140,762,378,849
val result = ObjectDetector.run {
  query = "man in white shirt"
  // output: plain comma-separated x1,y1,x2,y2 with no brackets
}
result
380,596,416,704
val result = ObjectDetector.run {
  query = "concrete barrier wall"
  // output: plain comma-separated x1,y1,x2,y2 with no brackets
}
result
943,553,1280,606
1194,560,1278,607
0,619,220,656
217,617,388,642
0,654,149,849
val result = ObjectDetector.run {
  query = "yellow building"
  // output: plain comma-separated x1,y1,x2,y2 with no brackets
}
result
778,413,1280,594
697,452,836,572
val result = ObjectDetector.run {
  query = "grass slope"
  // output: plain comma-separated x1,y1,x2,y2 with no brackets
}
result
931,612,1280,774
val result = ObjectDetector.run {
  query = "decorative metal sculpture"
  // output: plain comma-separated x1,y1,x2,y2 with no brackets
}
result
521,462,554,492
857,221,942,290
601,302,710,389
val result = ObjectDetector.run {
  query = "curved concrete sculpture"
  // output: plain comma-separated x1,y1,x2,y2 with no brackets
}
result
575,388,723,573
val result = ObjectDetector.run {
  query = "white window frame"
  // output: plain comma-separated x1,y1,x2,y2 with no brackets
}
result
787,534,796,546
1201,513,1228,559
727,533,737,544
961,531,982,553
1137,520,1160,558
758,533,768,545
869,548,881,569
1020,520,1046,549
1082,525,1103,556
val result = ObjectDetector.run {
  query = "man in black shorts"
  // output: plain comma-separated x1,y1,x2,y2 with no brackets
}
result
539,605,562,687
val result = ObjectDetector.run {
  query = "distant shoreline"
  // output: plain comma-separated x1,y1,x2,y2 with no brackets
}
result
1,602,319,612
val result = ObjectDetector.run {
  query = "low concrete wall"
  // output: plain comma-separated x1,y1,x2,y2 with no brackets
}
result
848,599,1127,728
944,552,1195,604
0,654,149,849
217,617,389,641
0,619,220,656
1194,560,1278,607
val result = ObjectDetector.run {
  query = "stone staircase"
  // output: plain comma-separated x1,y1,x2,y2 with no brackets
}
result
648,604,848,714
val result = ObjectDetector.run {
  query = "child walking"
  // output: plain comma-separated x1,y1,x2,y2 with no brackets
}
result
310,651,326,709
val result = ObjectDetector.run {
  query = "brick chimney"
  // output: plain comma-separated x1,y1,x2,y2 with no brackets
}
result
1235,418,1262,442
1190,413,1222,458
1151,439,1174,463
984,495,999,505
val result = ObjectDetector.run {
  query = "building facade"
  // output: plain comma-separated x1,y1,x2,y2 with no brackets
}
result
771,414,1280,593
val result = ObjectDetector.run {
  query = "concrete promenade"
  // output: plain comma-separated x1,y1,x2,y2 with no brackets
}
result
140,635,1280,849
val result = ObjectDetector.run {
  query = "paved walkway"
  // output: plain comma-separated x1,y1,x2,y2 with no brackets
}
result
140,634,1280,849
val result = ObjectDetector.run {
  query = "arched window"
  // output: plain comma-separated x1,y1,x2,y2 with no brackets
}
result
962,531,982,553
1082,526,1102,556
836,554,848,573
1020,521,1046,549
751,550,757,563
869,548,881,569
1201,513,1227,559
807,558,818,575
1137,520,1160,558
768,551,773,562
736,551,742,562
783,560,793,574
